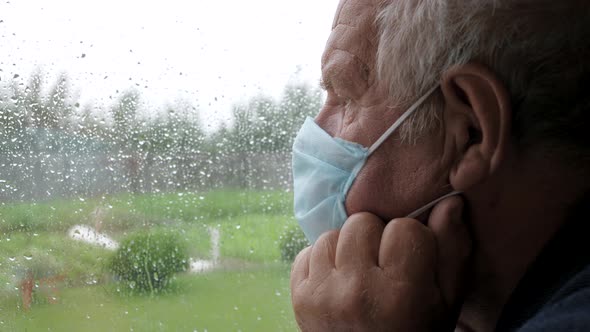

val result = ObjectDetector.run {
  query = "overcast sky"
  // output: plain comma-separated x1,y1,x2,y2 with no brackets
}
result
0,0,338,130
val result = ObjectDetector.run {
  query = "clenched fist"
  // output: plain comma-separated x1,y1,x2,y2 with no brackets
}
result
290,197,471,332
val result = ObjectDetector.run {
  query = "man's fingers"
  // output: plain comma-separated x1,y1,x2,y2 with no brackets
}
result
428,195,472,308
308,230,339,278
379,218,437,284
291,245,312,290
335,212,384,270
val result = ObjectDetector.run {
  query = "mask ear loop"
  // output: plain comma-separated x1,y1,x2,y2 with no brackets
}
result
368,85,440,155
406,190,463,219
364,85,463,218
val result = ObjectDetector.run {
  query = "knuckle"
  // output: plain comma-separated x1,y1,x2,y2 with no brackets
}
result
316,229,339,247
347,212,384,231
315,230,339,257
293,245,311,263
388,218,431,240
387,218,436,253
341,213,385,242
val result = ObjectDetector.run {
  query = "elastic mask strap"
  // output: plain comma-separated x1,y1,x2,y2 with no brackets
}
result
368,85,440,155
406,190,462,219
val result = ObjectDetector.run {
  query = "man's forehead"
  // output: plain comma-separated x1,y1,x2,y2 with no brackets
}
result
323,0,383,75
332,0,382,30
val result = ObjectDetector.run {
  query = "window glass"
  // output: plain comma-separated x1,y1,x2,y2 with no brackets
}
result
0,1,337,330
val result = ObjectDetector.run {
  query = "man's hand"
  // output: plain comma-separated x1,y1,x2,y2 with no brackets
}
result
290,197,471,332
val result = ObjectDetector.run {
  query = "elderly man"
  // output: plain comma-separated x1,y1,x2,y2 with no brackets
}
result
290,0,589,331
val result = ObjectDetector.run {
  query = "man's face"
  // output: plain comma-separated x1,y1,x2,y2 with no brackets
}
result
316,0,452,221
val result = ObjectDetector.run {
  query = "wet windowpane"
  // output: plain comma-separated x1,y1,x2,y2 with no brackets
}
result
0,1,336,330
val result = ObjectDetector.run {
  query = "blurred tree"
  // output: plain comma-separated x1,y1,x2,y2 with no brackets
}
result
161,100,204,190
0,83,25,143
75,103,107,139
23,69,45,128
1,66,324,198
228,82,322,153
110,89,142,193
275,83,323,151
231,95,278,153
45,73,75,130
112,89,140,142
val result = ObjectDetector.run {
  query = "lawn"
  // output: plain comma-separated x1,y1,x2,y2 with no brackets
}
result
2,266,297,332
0,190,302,331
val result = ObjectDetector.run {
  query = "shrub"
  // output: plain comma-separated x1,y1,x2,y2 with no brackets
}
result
279,225,309,263
108,230,189,294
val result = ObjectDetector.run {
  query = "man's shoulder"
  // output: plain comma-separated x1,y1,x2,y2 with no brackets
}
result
517,264,590,332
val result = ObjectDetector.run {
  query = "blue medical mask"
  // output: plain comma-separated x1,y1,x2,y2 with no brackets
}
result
292,85,461,243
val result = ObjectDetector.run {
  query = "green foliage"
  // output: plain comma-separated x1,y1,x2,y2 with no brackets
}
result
0,232,112,291
279,224,309,263
224,82,323,154
108,230,189,294
111,89,140,138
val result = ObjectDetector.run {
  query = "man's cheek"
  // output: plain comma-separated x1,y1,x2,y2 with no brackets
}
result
345,166,396,219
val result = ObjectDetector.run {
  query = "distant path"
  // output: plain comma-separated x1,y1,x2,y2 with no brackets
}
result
67,224,221,274
68,225,119,250
190,226,219,273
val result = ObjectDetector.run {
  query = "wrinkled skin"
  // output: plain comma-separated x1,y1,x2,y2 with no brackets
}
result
290,1,472,330
290,0,584,331
316,0,453,220
291,197,471,331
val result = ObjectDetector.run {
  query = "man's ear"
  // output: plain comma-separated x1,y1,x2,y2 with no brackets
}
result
441,63,512,191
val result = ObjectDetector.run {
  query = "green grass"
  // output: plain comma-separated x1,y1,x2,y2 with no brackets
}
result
0,189,293,234
2,265,297,332
220,214,297,263
0,190,301,331
0,232,112,288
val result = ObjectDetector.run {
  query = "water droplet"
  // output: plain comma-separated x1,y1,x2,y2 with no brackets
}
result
235,225,241,230
8,257,15,262
23,255,32,261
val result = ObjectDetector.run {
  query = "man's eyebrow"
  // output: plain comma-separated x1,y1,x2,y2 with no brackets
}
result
319,76,332,91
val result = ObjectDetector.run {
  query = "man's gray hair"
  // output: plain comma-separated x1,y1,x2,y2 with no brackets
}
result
376,0,590,165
